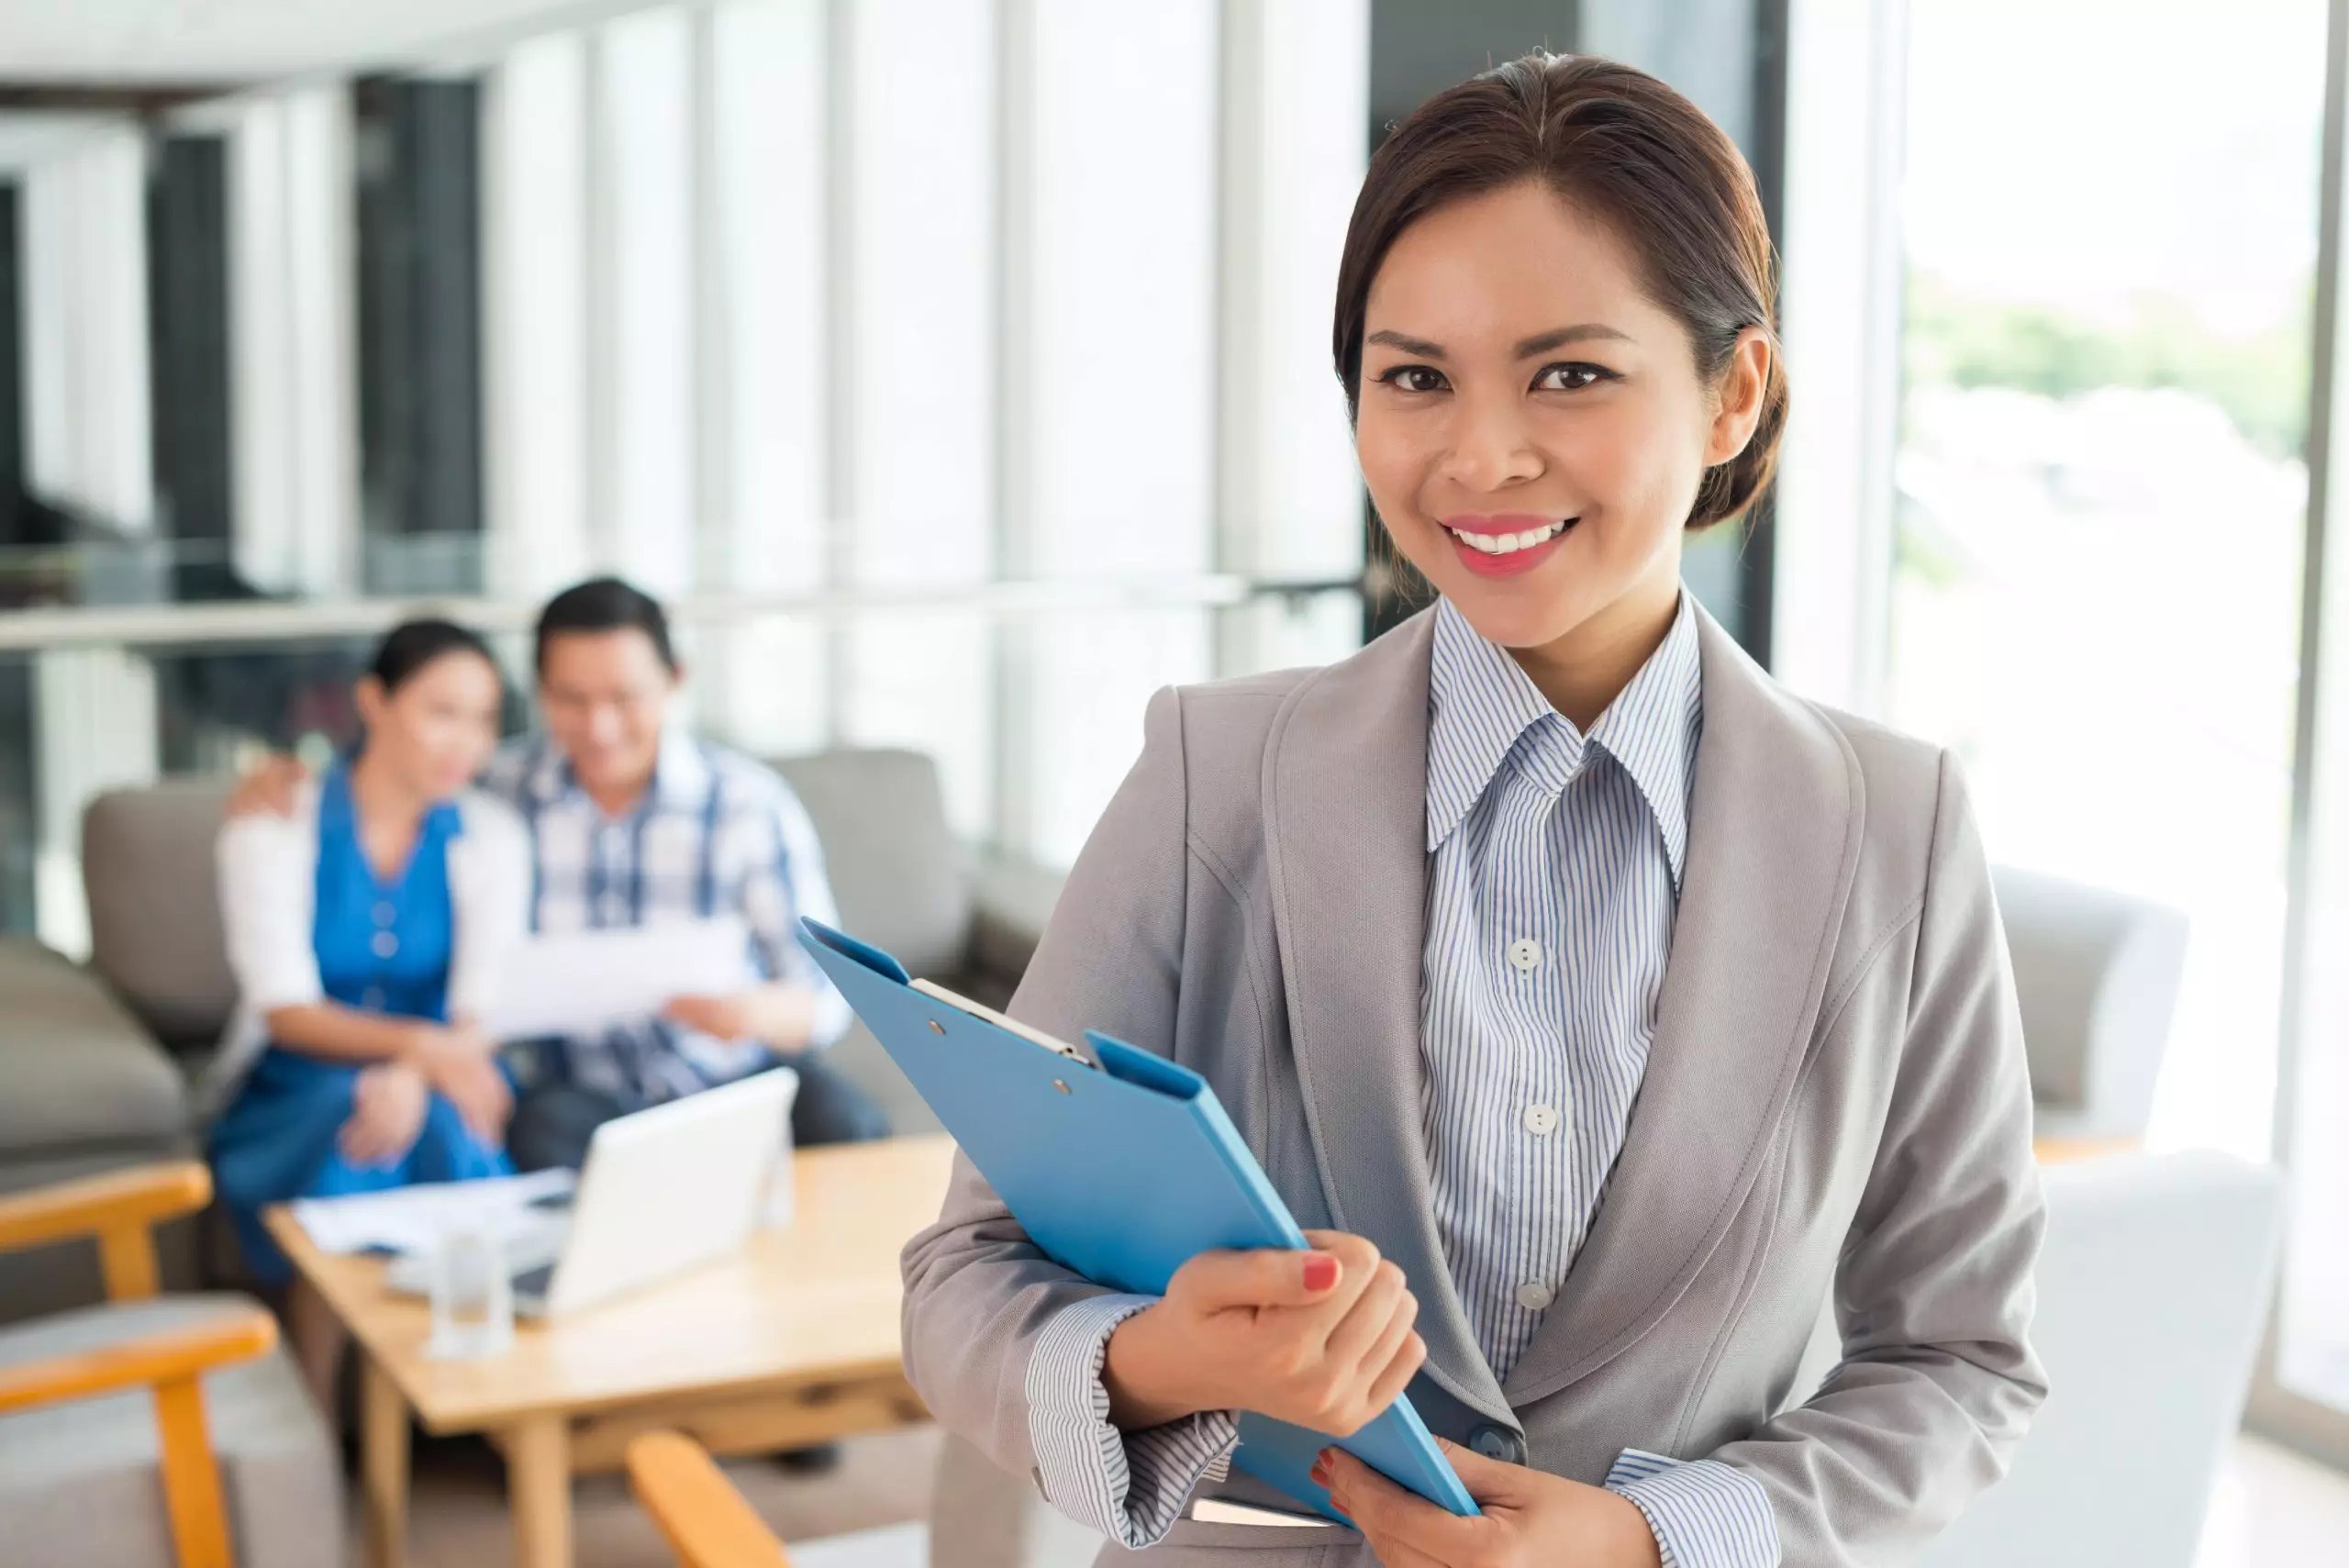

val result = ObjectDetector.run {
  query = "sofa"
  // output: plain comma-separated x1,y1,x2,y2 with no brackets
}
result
0,747,1056,1324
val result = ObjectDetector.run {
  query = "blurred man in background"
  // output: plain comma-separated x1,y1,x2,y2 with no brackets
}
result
230,576,890,1170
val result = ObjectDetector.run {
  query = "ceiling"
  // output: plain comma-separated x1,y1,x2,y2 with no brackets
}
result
0,0,652,84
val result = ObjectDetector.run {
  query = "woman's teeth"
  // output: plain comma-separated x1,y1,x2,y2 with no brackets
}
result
1446,519,1571,555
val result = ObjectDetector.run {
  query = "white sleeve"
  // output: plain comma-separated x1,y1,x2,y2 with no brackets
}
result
216,811,323,1017
447,793,533,1022
741,777,852,1048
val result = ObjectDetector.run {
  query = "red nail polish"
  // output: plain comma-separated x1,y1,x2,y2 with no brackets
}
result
1302,1252,1339,1291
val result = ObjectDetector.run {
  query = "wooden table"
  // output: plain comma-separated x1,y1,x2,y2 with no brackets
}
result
265,1134,955,1568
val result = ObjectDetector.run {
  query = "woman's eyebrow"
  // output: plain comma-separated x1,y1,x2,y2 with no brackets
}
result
1364,324,1634,360
1513,323,1632,357
1365,328,1447,358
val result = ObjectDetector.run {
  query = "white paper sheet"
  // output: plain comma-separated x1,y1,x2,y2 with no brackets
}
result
482,917,757,1040
291,1168,576,1255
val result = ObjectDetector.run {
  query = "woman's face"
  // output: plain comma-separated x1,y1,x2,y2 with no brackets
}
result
1354,180,1765,652
355,652,503,801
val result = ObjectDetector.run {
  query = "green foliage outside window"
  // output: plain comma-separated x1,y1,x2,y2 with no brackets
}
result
1904,272,2313,460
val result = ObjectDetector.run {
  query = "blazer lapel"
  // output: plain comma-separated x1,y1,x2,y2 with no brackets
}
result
1262,608,1513,1424
1501,606,1867,1407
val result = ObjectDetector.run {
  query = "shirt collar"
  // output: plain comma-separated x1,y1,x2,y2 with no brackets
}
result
1425,590,1704,887
524,728,711,812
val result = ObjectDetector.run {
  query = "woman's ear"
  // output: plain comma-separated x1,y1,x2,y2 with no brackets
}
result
353,673,387,730
1705,328,1774,466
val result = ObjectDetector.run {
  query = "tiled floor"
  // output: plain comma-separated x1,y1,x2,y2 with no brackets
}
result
378,1424,2348,1567
373,1424,941,1568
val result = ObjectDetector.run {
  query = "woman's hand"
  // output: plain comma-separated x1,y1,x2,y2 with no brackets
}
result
402,1022,511,1144
223,753,309,819
340,1061,429,1168
1100,1230,1426,1435
1314,1439,1662,1568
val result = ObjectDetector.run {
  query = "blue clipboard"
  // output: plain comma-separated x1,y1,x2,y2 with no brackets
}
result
798,918,1478,1527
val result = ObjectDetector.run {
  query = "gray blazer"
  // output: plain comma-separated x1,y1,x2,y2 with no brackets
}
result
902,601,2048,1566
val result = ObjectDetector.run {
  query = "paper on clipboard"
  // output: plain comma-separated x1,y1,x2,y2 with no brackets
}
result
483,917,757,1040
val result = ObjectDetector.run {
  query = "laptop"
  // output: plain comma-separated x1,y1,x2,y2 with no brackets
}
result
387,1066,798,1318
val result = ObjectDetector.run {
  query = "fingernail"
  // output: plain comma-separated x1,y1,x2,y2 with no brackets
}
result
1302,1252,1339,1291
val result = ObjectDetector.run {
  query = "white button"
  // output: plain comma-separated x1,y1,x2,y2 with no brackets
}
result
371,931,398,958
362,987,385,1009
373,901,396,927
1507,938,1542,973
1522,1104,1561,1137
1516,1282,1555,1312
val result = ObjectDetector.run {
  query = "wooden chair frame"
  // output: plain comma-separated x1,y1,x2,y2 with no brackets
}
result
0,1162,278,1568
627,1429,795,1568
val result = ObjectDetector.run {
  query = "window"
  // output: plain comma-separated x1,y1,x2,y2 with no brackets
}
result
1889,0,2326,1167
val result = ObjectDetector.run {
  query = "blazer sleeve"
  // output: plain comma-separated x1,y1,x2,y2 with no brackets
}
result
446,792,533,1024
899,684,1196,1491
1708,751,2050,1563
216,801,324,1018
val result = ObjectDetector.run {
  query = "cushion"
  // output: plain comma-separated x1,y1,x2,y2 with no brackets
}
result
0,940,188,1159
772,749,972,980
82,781,239,1053
0,1294,342,1568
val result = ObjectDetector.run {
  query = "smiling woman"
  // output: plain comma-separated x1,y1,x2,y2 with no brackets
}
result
900,50,2045,1568
1333,57,1785,726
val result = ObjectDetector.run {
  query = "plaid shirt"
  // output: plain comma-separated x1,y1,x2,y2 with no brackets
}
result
477,732,852,1104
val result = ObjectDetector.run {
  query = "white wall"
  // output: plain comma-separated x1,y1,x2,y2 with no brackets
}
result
1768,0,1909,715
228,84,360,596
595,6,698,601
1217,0,1373,678
20,122,154,531
484,29,595,602
693,0,832,758
995,0,1220,864
475,0,1374,859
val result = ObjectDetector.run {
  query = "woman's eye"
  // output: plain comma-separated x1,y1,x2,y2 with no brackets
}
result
1534,361,1610,392
1379,365,1449,395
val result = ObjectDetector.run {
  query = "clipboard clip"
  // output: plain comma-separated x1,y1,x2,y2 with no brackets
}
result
908,979,1099,1070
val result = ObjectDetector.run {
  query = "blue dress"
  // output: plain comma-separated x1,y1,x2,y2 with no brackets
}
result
209,765,513,1284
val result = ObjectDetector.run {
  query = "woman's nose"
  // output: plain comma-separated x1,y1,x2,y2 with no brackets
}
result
1442,394,1544,494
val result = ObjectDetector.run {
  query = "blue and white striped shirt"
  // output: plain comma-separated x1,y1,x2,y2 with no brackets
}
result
1025,590,1777,1565
476,731,852,1103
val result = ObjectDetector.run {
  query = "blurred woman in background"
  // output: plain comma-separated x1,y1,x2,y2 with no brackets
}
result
206,617,530,1400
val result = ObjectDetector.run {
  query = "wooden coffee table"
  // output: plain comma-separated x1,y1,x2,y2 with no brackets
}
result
265,1134,955,1568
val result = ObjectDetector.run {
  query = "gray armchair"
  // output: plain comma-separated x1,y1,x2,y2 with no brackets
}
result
771,749,1063,1137
0,886,205,1323
1991,864,2189,1142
